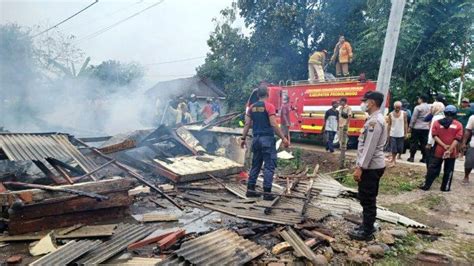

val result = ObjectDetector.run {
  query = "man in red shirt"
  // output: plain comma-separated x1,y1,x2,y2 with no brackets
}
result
419,105,463,192
241,87,289,200
201,98,213,119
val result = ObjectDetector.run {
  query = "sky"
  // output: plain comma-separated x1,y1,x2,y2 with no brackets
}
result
0,0,234,85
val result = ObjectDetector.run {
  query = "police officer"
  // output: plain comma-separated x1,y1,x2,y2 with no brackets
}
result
350,91,387,241
241,87,290,200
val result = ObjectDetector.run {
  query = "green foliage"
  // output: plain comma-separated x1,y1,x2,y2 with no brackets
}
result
198,0,474,109
0,24,39,124
379,233,427,263
277,147,303,171
339,173,358,188
86,60,144,93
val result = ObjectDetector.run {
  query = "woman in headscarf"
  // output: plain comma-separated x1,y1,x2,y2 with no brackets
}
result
425,101,445,168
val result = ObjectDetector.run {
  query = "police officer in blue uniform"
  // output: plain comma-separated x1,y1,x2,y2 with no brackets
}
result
350,91,387,241
241,87,290,200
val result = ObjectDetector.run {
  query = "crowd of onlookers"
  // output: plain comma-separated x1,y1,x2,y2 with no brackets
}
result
321,95,473,192
163,94,221,127
396,95,473,191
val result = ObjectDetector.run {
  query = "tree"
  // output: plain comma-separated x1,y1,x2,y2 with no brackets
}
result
0,24,39,126
198,0,474,110
34,29,85,78
86,60,144,95
356,0,474,104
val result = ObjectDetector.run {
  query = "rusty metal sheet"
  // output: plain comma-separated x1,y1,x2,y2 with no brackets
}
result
174,229,266,265
77,224,155,265
30,239,102,266
0,133,98,172
279,227,318,262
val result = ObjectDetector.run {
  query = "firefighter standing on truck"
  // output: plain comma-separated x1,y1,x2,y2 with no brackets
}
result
241,87,290,200
308,49,327,83
350,91,387,241
330,35,353,77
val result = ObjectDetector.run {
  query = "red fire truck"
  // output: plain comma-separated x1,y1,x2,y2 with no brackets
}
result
248,77,385,147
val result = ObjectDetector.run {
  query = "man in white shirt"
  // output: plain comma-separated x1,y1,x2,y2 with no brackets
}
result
386,101,408,167
462,115,474,184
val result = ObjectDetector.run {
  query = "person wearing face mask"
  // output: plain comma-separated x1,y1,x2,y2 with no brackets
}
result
323,100,339,153
386,101,408,167
350,91,387,241
419,105,463,192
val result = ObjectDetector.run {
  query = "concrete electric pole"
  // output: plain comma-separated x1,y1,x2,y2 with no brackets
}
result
376,0,406,109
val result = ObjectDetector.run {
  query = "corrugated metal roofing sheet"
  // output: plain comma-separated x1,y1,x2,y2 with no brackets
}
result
174,229,266,265
280,227,318,262
0,133,97,172
30,239,102,266
77,224,155,265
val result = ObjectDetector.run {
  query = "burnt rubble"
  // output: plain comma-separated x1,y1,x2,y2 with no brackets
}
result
0,119,435,265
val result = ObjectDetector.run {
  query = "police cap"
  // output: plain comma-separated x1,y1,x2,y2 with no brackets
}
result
362,91,384,107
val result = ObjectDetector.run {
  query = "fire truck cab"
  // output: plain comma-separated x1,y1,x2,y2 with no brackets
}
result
250,77,384,147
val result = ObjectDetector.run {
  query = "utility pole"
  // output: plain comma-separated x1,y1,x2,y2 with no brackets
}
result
376,0,406,109
457,46,467,105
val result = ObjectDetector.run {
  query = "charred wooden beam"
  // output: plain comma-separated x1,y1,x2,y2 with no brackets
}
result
73,138,184,211
32,160,64,184
3,182,109,201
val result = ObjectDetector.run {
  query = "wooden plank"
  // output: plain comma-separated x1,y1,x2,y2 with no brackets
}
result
56,224,117,239
8,206,129,235
154,155,243,182
0,178,136,206
0,224,117,242
141,213,178,222
46,158,74,184
99,139,136,154
175,127,206,153
9,191,131,220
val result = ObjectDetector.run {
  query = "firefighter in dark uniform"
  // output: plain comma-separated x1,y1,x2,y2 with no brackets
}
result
350,91,387,241
241,87,290,200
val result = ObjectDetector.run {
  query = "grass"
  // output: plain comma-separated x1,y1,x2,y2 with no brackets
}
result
337,170,425,195
376,233,428,265
417,194,444,209
277,148,303,171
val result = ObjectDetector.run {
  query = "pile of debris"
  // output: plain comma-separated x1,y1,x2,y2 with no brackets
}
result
1,119,436,265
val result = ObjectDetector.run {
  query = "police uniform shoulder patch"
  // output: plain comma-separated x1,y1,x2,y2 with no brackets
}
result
368,121,376,131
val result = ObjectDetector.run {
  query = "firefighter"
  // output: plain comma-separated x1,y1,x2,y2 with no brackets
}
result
350,91,387,241
308,49,327,83
338,97,352,151
241,87,290,200
330,35,353,77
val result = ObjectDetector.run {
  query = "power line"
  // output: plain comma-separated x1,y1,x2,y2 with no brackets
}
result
32,0,99,38
143,56,206,66
61,0,146,32
77,0,165,42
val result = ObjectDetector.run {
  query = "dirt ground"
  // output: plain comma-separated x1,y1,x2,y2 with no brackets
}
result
291,147,474,264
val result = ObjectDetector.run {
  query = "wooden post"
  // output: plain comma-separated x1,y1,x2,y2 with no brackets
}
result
376,0,406,109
